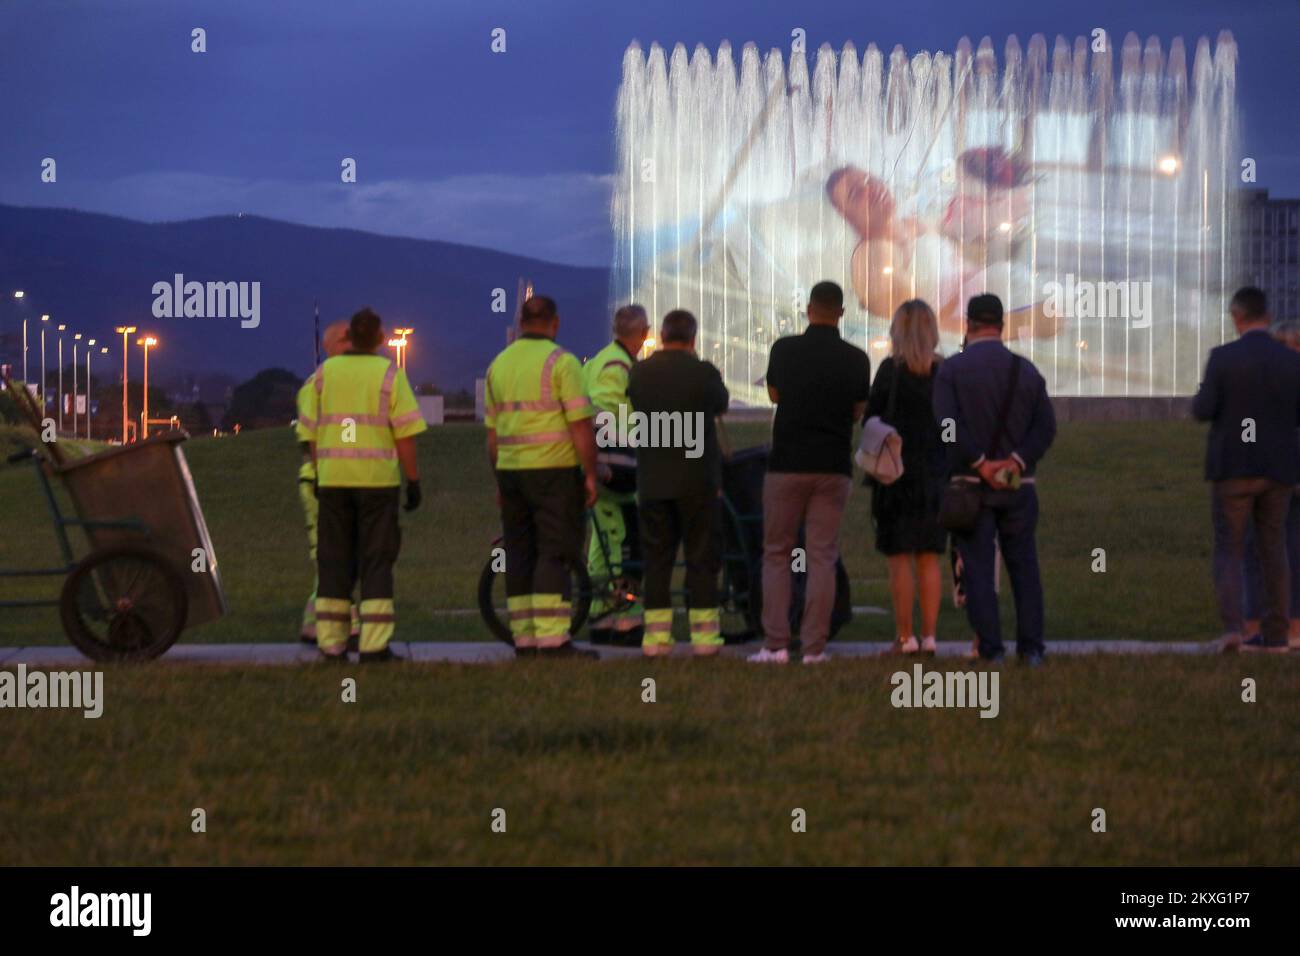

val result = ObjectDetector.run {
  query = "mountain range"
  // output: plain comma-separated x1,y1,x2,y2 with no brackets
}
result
0,204,611,393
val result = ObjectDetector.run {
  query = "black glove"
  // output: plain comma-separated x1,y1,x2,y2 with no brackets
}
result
403,479,422,512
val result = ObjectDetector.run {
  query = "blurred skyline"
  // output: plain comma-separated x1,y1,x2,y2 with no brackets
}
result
1,0,1296,267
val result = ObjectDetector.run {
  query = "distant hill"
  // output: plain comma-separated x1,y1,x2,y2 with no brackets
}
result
0,204,610,390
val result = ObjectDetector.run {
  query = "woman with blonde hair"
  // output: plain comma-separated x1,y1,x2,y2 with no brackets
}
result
866,299,948,654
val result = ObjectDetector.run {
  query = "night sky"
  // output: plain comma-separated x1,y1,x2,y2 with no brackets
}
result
1,0,1295,267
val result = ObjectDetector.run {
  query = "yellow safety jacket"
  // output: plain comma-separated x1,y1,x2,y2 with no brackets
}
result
582,340,635,416
582,340,638,479
295,376,317,483
299,352,427,488
486,334,593,470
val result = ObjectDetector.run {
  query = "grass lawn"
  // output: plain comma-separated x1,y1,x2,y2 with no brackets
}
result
1,420,1295,867
1,656,1294,865
0,419,1220,646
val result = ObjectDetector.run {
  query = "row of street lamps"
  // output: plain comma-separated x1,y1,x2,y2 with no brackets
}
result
9,290,162,443
11,293,417,442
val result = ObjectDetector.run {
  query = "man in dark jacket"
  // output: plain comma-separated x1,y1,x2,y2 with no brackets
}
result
933,294,1056,664
626,309,730,657
1193,286,1300,653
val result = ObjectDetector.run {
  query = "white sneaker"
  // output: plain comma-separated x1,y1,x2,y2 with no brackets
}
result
888,636,920,655
802,652,830,664
920,636,937,656
748,647,789,664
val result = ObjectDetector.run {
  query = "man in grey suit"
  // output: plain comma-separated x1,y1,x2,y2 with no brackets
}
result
1193,287,1300,654
933,294,1056,664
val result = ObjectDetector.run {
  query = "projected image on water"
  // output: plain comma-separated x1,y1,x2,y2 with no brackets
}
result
612,32,1241,402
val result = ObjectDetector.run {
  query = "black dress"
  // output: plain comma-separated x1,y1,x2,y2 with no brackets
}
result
866,356,948,555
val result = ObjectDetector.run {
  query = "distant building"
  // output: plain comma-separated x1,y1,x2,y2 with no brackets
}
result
1239,188,1300,320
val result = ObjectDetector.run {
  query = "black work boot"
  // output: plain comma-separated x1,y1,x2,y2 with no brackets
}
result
359,646,405,663
538,641,599,660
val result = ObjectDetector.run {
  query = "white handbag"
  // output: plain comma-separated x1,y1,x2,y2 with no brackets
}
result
855,361,905,485
856,418,904,484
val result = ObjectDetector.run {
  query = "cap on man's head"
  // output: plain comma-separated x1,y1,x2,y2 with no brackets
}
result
966,293,1004,328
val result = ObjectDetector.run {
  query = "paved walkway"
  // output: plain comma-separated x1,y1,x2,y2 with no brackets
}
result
0,639,1217,666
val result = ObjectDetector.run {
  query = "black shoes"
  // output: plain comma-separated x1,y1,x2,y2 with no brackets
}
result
303,634,360,652
360,646,404,663
513,641,597,660
537,642,599,660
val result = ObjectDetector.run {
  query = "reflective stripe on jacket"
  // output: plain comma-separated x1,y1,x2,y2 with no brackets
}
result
299,353,427,487
486,335,594,470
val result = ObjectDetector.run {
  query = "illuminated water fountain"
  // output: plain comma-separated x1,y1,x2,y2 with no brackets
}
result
612,32,1240,401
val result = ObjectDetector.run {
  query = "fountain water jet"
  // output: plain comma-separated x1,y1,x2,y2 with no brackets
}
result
612,31,1241,401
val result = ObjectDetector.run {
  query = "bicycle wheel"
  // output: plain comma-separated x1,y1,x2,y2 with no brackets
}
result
59,545,189,662
477,543,594,646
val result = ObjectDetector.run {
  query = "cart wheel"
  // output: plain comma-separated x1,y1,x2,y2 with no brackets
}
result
60,545,189,662
476,541,592,647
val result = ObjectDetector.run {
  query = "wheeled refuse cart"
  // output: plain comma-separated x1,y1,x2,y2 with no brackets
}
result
1,373,226,661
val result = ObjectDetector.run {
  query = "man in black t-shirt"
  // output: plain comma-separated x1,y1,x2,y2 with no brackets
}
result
751,281,871,664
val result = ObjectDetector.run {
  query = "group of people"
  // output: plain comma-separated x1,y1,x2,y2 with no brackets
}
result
480,283,1056,663
750,284,1055,664
292,282,1296,663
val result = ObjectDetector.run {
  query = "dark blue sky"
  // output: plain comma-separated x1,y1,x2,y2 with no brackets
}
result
1,0,1294,266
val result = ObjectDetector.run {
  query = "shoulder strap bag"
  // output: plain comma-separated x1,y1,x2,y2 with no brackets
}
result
855,360,904,485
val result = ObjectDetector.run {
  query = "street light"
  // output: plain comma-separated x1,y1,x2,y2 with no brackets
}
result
9,291,26,389
86,341,97,440
56,324,66,431
39,315,48,409
72,333,83,434
137,335,157,439
115,326,136,443
391,327,414,368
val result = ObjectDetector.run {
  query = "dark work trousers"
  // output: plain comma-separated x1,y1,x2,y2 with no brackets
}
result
496,467,585,601
639,491,721,610
316,487,402,602
1212,477,1292,645
953,485,1044,658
